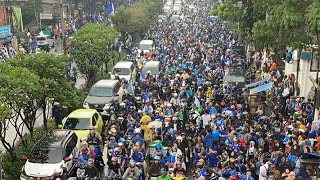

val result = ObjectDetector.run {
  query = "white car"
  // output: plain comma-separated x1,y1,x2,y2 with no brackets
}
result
20,130,79,180
110,61,136,83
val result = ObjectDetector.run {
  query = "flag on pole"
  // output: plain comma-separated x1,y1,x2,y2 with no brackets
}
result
194,96,200,108
105,0,115,15
140,70,145,81
143,90,149,103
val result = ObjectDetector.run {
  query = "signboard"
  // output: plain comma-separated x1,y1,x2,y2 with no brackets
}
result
40,13,53,20
0,7,6,26
0,25,11,38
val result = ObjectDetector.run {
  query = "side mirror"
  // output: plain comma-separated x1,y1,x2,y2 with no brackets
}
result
22,155,28,161
108,72,112,75
64,156,71,162
58,125,63,129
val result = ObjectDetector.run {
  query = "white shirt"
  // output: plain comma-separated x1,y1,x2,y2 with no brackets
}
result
282,88,290,97
259,164,269,180
202,114,211,127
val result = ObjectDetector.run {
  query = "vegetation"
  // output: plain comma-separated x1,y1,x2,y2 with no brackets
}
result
69,23,119,89
210,0,320,50
111,0,162,41
2,121,55,180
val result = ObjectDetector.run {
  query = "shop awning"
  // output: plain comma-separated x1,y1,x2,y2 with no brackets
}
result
249,82,273,95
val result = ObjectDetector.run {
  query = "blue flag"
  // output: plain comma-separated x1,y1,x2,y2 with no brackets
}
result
105,0,115,15
140,70,145,81
194,96,200,108
143,91,149,103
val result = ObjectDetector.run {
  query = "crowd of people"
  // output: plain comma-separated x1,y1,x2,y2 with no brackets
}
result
52,0,320,179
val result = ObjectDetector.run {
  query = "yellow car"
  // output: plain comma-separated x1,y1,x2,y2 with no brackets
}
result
61,109,103,139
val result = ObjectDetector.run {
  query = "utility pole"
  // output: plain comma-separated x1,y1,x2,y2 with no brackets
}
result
60,0,66,55
313,20,320,123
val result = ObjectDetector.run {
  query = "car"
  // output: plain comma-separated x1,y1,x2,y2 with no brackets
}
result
139,39,154,54
223,67,246,88
61,109,103,139
110,61,136,83
142,61,161,77
36,35,54,50
20,130,79,180
83,79,123,112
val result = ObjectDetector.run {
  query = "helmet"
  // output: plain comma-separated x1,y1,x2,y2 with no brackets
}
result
134,128,141,134
176,136,183,141
111,157,118,162
173,93,178,97
119,138,126,142
172,116,178,121
54,168,63,175
111,128,117,134
167,103,172,107
120,102,126,108
88,159,94,166
231,105,235,109
197,108,202,113
155,143,162,149
154,156,161,160
176,161,182,165
89,126,95,130
118,142,124,147
160,169,167,175
129,160,135,166
114,147,120,152
81,147,88,152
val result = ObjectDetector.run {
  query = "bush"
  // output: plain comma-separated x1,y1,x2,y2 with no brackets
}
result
2,121,55,179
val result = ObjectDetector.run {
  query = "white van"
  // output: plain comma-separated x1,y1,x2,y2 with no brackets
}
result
110,61,136,83
139,40,154,54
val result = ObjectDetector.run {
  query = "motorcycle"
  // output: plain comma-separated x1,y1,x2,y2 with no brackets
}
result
106,170,120,180
76,163,86,180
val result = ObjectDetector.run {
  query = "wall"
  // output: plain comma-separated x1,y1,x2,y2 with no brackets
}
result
285,59,318,98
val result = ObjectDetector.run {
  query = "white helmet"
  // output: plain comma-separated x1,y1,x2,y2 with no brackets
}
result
134,128,141,134
173,93,178,97
111,128,117,133
120,102,126,108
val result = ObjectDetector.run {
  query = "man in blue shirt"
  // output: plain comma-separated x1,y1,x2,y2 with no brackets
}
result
205,147,218,168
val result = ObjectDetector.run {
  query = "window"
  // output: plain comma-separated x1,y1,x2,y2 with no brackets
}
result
65,135,77,157
64,118,91,130
89,87,112,97
113,83,120,94
92,113,98,126
310,56,319,72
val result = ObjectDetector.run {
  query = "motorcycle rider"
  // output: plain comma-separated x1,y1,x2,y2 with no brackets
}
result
87,126,103,147
108,157,122,177
122,160,141,180
148,156,163,178
52,168,67,180
84,159,99,179
157,169,170,180
77,147,90,167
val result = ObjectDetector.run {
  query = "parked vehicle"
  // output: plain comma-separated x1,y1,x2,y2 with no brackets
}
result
20,130,80,180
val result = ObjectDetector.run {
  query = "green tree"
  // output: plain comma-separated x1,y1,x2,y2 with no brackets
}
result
15,0,42,26
8,52,82,129
0,63,41,141
69,23,118,88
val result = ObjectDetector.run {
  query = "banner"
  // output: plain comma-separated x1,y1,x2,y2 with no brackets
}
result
249,82,273,95
245,76,270,88
12,6,23,33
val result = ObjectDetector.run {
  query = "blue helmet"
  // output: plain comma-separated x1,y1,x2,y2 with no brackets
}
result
155,143,162,149
119,138,126,142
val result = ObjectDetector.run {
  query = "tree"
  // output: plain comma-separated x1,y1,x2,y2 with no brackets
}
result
111,0,162,41
0,63,41,142
8,52,81,129
69,23,118,88
14,0,43,26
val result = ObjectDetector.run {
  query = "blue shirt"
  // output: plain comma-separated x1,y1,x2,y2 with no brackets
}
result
77,154,90,166
131,152,144,162
132,137,144,144
212,130,221,140
205,152,218,167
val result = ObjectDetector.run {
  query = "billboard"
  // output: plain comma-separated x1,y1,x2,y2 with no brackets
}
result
12,6,23,33
0,7,6,26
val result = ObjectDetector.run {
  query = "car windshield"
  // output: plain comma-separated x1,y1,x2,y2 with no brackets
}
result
224,74,245,82
37,37,47,41
29,147,63,164
63,118,90,130
140,44,152,51
89,86,112,97
142,65,160,75
113,68,130,75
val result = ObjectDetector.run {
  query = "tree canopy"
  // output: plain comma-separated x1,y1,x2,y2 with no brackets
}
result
211,0,320,50
69,23,119,88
